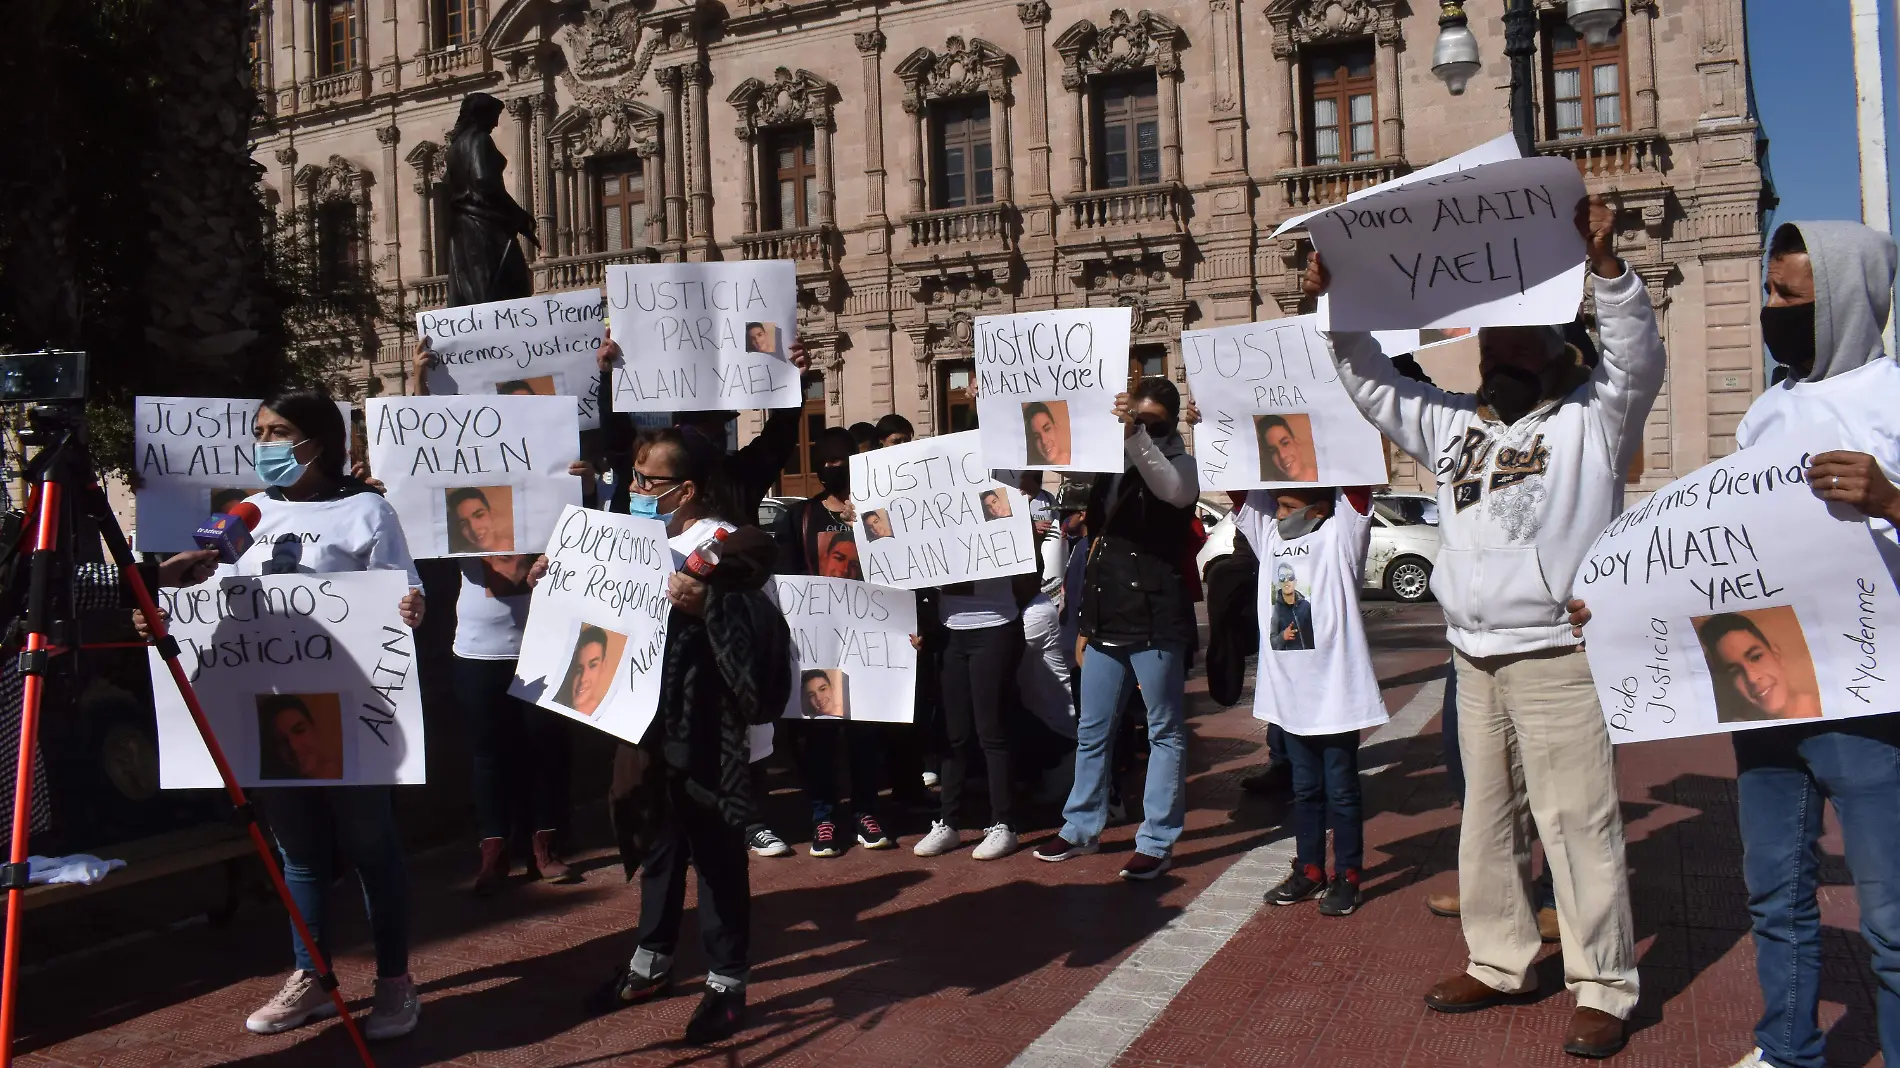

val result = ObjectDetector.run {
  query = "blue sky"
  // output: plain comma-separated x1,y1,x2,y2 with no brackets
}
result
1748,0,1898,228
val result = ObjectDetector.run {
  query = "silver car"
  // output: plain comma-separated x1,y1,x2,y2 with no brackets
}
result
1194,491,1441,603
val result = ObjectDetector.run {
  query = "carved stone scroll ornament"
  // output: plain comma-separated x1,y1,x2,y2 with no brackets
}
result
559,2,661,83
1053,9,1185,86
727,68,837,141
895,37,1011,114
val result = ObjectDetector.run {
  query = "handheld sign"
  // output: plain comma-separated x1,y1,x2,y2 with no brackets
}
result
1576,446,1900,744
154,570,425,788
133,396,349,552
774,576,919,723
1271,133,1522,239
849,431,1038,590
366,395,581,559
1181,315,1388,491
417,290,607,429
973,308,1131,473
604,261,801,412
1307,155,1588,331
509,505,672,744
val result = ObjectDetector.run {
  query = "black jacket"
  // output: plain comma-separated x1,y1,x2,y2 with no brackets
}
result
1079,448,1195,648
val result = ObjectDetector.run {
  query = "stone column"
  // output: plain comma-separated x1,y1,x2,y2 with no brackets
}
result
536,94,556,255
687,64,714,242
1205,0,1246,176
903,99,927,213
1155,55,1181,184
1375,21,1403,160
991,80,1016,203
735,131,758,235
554,144,572,257
1018,2,1053,202
377,125,402,283
1272,35,1299,175
814,118,835,226
507,97,535,236
638,140,665,246
855,30,889,220
276,146,299,214
657,67,687,246
1064,68,1088,195
1629,0,1659,131
413,170,435,275
574,157,595,254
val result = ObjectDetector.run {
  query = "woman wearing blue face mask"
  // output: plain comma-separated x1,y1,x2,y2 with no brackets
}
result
227,388,427,1043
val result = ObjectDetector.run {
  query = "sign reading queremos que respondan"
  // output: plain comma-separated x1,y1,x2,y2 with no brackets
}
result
1576,445,1900,744
417,290,606,430
154,570,426,788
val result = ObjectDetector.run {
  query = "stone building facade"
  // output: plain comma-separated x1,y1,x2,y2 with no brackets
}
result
251,0,1770,496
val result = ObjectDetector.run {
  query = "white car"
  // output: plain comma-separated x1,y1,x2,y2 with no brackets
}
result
1195,491,1441,603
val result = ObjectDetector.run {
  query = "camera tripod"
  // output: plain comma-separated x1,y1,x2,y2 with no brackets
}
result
0,408,378,1067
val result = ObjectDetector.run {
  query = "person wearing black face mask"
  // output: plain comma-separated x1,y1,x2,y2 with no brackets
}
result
766,427,897,856
1313,194,1662,1060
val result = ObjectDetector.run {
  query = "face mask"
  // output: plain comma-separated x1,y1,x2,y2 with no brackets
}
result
627,484,681,524
1479,366,1544,424
255,440,309,487
818,464,850,498
1277,509,1324,541
1760,302,1817,372
1139,416,1179,440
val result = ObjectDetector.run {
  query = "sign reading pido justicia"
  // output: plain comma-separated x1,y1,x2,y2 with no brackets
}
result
1576,445,1900,744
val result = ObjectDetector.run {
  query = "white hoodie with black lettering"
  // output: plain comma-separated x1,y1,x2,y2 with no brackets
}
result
1326,267,1666,658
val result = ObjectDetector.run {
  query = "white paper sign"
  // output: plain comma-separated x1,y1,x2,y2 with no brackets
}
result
510,505,673,744
1317,294,1476,360
1271,134,1523,239
773,576,918,723
366,396,581,559
417,290,607,430
604,261,801,413
133,396,349,552
849,431,1038,590
1307,155,1588,331
153,570,425,788
973,308,1131,473
1576,446,1900,744
1181,315,1388,491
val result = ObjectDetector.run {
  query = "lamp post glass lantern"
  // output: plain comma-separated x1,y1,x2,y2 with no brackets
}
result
1566,0,1626,47
1431,1,1481,96
1431,0,1626,153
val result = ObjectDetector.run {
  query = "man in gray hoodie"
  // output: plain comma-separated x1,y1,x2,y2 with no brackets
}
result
1310,196,1658,1060
1571,220,1900,1068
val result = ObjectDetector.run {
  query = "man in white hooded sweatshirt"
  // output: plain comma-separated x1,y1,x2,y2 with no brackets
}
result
1572,220,1900,1068
1308,196,1660,1060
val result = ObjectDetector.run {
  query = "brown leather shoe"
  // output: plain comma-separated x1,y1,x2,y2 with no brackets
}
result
1538,906,1561,943
1426,891,1460,918
531,829,576,882
474,837,508,897
1562,1007,1626,1058
1423,972,1532,1014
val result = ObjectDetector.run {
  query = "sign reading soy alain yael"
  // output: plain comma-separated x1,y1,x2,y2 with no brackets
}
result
604,261,802,412
153,570,426,789
1576,446,1900,744
849,431,1038,590
417,290,607,429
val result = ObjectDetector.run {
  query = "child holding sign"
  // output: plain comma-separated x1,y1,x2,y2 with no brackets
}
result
1231,487,1386,917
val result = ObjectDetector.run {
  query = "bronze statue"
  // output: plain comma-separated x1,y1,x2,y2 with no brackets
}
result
444,92,538,306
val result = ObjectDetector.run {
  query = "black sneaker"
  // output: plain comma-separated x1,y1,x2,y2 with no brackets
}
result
1240,761,1292,795
809,821,842,858
1266,864,1326,906
683,983,745,1044
747,827,792,858
1119,852,1172,881
855,814,895,850
1033,835,1100,862
584,964,670,1016
1319,871,1362,916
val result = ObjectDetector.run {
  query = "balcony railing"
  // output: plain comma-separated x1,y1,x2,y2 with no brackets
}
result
1063,184,1183,233
906,204,1012,250
1279,160,1410,211
734,224,837,269
307,69,368,105
1539,131,1667,179
407,275,449,310
534,247,660,292
418,45,478,79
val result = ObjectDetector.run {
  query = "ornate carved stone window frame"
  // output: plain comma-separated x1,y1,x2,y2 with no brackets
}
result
1051,9,1185,194
545,97,665,257
894,37,1015,213
725,67,839,237
1265,0,1405,175
295,154,375,278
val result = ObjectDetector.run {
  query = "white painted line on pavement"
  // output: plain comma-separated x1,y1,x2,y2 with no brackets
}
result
1008,676,1447,1068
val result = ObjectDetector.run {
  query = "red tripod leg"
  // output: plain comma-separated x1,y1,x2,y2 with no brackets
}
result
0,483,55,1067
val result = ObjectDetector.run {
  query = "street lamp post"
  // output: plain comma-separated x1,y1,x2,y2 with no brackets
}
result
1432,0,1628,157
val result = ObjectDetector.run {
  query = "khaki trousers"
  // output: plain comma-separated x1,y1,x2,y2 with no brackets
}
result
1453,644,1639,1018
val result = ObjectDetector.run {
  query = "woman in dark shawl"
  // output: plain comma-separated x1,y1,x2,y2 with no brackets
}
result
444,92,537,306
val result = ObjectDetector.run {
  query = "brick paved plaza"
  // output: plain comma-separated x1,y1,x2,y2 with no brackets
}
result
9,604,1885,1067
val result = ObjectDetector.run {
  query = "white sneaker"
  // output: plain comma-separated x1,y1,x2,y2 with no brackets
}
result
245,970,338,1035
913,820,961,857
362,973,420,1041
972,824,1018,861
1728,1051,1768,1068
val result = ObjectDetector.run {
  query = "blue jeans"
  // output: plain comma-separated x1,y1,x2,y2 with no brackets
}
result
1063,642,1187,856
1284,729,1363,874
1734,719,1900,1068
262,786,411,978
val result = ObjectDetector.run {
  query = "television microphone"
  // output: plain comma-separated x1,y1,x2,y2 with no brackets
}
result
194,500,262,564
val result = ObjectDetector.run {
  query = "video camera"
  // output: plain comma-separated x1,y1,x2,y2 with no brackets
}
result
0,350,87,406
